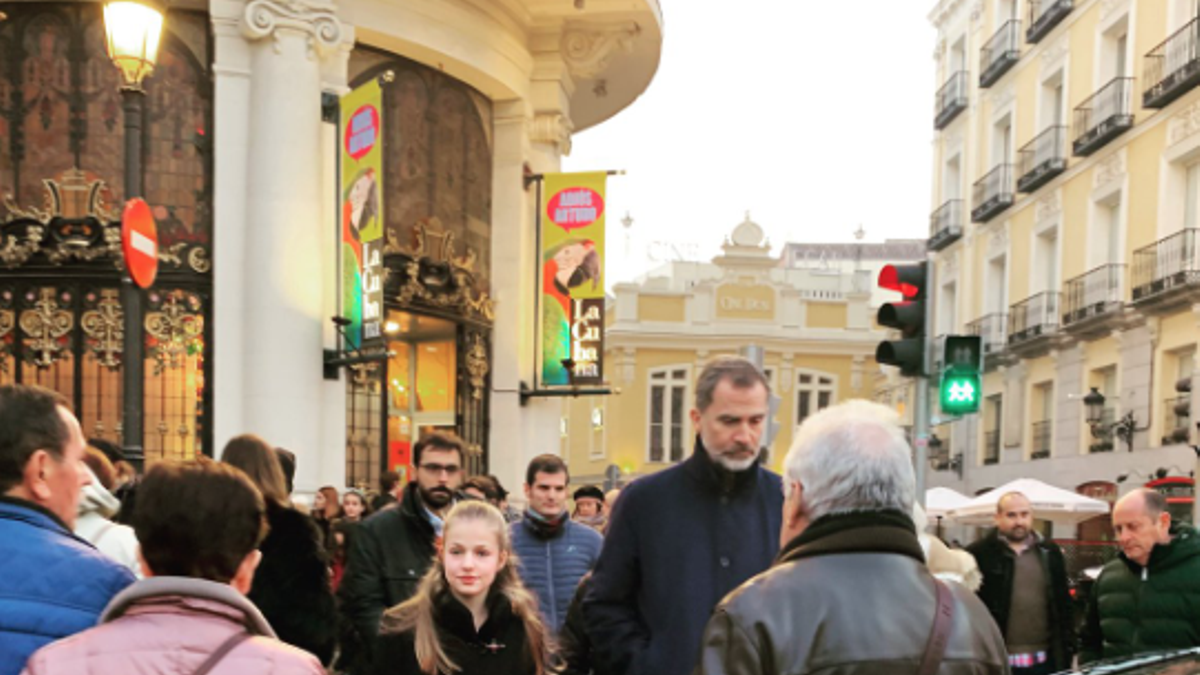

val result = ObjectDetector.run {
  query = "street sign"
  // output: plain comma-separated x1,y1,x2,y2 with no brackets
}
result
121,198,158,289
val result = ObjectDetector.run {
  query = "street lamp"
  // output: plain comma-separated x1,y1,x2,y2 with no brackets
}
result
104,0,163,472
1082,387,1148,453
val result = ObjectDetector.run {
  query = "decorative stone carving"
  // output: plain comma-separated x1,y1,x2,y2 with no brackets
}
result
561,22,640,81
987,226,1009,258
990,82,1016,111
1035,191,1061,224
242,0,344,56
465,333,489,401
940,250,959,280
528,113,574,155
1168,99,1200,146
1100,0,1127,22
1093,149,1126,189
1040,35,1069,68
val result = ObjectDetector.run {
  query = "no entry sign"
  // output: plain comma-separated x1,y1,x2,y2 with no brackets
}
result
121,198,158,289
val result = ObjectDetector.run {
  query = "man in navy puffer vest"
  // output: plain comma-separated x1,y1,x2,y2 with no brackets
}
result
0,385,135,675
510,454,602,632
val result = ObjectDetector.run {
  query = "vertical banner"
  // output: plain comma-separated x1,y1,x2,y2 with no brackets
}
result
340,79,385,349
541,172,606,386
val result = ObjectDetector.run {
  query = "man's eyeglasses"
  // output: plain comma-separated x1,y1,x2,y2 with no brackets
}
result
419,463,461,476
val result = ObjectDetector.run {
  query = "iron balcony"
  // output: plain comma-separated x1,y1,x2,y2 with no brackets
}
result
1065,263,1118,329
1017,126,1067,193
971,164,1014,223
928,200,964,251
1144,16,1200,109
1073,77,1134,157
1131,228,1200,311
1008,291,1059,351
981,20,1021,88
1027,0,1072,44
935,71,969,130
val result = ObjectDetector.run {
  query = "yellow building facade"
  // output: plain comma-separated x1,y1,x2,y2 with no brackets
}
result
927,0,1200,527
560,217,919,487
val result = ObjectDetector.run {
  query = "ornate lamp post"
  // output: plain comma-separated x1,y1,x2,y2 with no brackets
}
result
103,0,163,471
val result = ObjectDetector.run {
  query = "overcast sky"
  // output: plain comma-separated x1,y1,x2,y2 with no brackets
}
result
564,1,938,285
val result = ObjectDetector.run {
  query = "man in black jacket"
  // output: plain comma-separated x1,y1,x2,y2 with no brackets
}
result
338,431,464,671
967,491,1075,674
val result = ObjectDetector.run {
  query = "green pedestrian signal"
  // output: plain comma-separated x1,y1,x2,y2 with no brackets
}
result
938,335,982,415
940,369,981,415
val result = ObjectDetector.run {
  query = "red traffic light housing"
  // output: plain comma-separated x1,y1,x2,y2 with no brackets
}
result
875,262,928,377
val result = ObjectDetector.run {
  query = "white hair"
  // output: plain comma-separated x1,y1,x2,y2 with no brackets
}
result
782,399,915,521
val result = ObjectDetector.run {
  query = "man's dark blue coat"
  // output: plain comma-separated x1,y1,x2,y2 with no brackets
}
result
583,441,782,675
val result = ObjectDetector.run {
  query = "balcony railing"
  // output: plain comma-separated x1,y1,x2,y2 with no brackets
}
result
1031,420,1052,459
1163,395,1192,445
1027,0,1072,44
1062,263,1124,326
935,71,969,130
1008,291,1059,345
967,313,1008,356
984,430,1001,464
1073,77,1134,157
1132,229,1200,302
1089,406,1116,452
981,20,1021,87
1017,126,1068,193
972,164,1014,223
929,200,964,251
1144,16,1200,109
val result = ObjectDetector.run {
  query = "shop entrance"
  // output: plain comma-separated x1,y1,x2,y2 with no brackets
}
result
384,310,457,484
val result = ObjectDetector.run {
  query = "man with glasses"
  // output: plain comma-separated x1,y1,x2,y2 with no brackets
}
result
338,431,465,673
0,384,136,674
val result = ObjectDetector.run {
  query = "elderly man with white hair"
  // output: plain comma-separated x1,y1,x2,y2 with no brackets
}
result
693,400,1008,675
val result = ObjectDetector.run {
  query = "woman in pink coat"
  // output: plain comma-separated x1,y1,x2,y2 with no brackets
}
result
21,459,323,675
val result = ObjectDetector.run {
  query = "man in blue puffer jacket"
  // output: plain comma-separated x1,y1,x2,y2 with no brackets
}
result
0,385,135,675
510,454,602,632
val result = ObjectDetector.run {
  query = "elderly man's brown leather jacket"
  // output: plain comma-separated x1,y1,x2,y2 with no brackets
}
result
693,511,1010,675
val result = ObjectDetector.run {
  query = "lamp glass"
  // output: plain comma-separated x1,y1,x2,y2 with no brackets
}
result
103,1,163,86
1083,387,1105,425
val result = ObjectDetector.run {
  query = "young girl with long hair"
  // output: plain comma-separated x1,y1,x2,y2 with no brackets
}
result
372,501,550,675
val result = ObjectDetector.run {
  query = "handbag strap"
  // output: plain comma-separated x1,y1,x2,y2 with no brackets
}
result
191,631,252,675
916,578,955,675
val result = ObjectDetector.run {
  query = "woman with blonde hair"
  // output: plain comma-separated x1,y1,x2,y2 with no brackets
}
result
372,500,550,675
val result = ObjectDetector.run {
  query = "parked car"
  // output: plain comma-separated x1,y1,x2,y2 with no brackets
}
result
1062,648,1200,674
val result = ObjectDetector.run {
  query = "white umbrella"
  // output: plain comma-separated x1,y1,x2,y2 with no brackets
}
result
925,487,970,519
947,478,1111,525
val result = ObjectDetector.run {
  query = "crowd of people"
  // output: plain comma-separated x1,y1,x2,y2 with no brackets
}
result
2,356,1200,674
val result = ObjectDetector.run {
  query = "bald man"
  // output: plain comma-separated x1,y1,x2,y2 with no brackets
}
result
1080,488,1200,663
966,491,1074,674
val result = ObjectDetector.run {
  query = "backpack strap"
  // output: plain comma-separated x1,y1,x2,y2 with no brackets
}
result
190,631,252,675
916,578,955,675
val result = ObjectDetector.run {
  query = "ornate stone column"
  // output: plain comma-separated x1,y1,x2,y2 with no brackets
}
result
213,0,351,470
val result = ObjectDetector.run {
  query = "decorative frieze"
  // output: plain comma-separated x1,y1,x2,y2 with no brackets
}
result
1168,99,1200,146
987,225,1009,259
561,22,640,81
528,113,574,155
1035,191,1061,226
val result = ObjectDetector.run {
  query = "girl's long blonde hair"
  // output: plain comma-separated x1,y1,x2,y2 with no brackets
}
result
380,500,550,675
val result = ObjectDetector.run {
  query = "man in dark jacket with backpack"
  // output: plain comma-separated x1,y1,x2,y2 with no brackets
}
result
694,400,1007,675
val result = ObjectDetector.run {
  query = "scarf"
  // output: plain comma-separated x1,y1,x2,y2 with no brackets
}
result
573,513,608,533
523,508,568,540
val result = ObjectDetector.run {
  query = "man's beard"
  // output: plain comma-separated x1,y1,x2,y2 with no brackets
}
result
711,445,759,472
1001,526,1029,543
420,485,455,509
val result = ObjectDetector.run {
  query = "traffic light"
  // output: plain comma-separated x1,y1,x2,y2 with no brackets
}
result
876,263,928,377
939,335,982,415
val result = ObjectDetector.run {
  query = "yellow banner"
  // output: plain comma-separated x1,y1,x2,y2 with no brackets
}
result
340,79,384,348
541,172,606,386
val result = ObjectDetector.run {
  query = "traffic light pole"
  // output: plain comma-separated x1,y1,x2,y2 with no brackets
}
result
913,254,935,508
